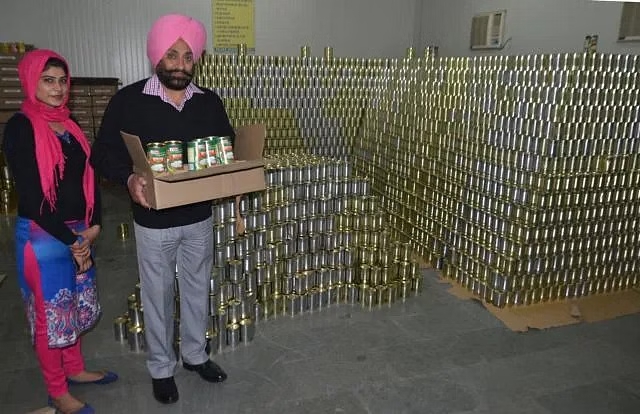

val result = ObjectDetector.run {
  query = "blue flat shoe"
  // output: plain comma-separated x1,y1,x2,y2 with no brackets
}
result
48,396,95,414
55,404,95,414
67,371,119,385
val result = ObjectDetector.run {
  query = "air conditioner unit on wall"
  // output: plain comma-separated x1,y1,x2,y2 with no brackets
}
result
470,10,507,50
618,3,640,42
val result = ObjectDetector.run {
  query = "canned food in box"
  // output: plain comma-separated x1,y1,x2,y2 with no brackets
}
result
217,136,235,164
146,142,166,174
164,140,183,172
187,138,208,171
206,137,221,166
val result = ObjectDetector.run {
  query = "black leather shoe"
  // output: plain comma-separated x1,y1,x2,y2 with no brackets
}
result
183,359,227,383
152,377,179,404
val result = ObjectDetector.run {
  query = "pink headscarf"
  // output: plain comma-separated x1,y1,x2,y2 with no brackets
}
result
147,13,207,67
18,49,95,226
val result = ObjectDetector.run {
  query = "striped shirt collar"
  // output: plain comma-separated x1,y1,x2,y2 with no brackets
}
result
142,74,204,111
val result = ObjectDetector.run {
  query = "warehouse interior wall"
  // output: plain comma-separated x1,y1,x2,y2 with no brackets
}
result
420,0,640,57
4,0,639,88
0,0,418,87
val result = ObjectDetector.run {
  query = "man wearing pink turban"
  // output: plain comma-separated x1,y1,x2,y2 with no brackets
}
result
91,13,233,404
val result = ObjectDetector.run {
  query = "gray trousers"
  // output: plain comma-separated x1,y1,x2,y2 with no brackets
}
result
134,217,213,379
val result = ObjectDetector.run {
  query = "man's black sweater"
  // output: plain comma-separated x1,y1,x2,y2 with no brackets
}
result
90,79,235,229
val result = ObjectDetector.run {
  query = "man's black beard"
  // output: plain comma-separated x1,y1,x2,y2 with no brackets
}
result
156,67,193,91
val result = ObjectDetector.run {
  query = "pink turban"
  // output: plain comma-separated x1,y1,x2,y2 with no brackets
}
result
147,13,207,67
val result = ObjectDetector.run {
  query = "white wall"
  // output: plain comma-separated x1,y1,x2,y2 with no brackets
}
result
0,0,418,87
4,0,638,86
420,0,640,57
255,0,418,58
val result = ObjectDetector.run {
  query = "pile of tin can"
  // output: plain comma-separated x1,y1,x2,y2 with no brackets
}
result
114,153,423,355
118,47,640,337
113,284,145,352
239,155,423,319
355,52,640,306
194,53,385,158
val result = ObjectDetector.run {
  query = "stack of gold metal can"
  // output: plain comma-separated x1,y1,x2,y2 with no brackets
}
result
194,50,386,158
355,52,640,307
112,283,145,352
238,154,423,319
116,48,640,352
114,153,423,354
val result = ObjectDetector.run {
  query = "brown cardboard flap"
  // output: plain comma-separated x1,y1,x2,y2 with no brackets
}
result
235,124,265,160
121,132,154,177
121,132,157,205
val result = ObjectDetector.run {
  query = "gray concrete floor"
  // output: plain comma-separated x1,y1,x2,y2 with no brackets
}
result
1,184,640,414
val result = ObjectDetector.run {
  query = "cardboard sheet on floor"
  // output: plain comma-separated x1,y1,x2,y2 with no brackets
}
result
26,408,54,414
439,275,640,332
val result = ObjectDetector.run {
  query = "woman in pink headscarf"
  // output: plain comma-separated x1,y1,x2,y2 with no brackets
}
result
2,49,117,414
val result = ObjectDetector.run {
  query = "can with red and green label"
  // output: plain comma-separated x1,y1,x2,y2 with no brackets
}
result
146,142,166,174
187,138,208,170
205,137,221,166
217,136,235,164
164,140,183,172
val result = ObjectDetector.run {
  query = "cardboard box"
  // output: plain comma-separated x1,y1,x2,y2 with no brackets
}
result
122,124,266,210
0,97,22,109
70,108,92,118
68,96,92,106
92,106,107,117
0,110,16,123
0,53,23,63
74,117,94,129
0,66,18,75
0,86,23,97
92,96,111,106
90,85,118,96
70,85,91,96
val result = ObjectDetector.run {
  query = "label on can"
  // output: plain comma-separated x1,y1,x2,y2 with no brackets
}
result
206,137,221,166
217,136,235,164
146,142,166,174
187,139,208,171
164,140,183,172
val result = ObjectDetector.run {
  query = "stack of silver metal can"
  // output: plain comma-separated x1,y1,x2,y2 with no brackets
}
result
235,154,423,320
194,52,389,158
115,48,640,335
114,158,423,354
113,283,145,352
199,155,423,355
355,52,640,307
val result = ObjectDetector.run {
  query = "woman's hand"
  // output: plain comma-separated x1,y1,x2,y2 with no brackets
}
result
72,249,93,273
75,225,101,245
70,225,100,273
